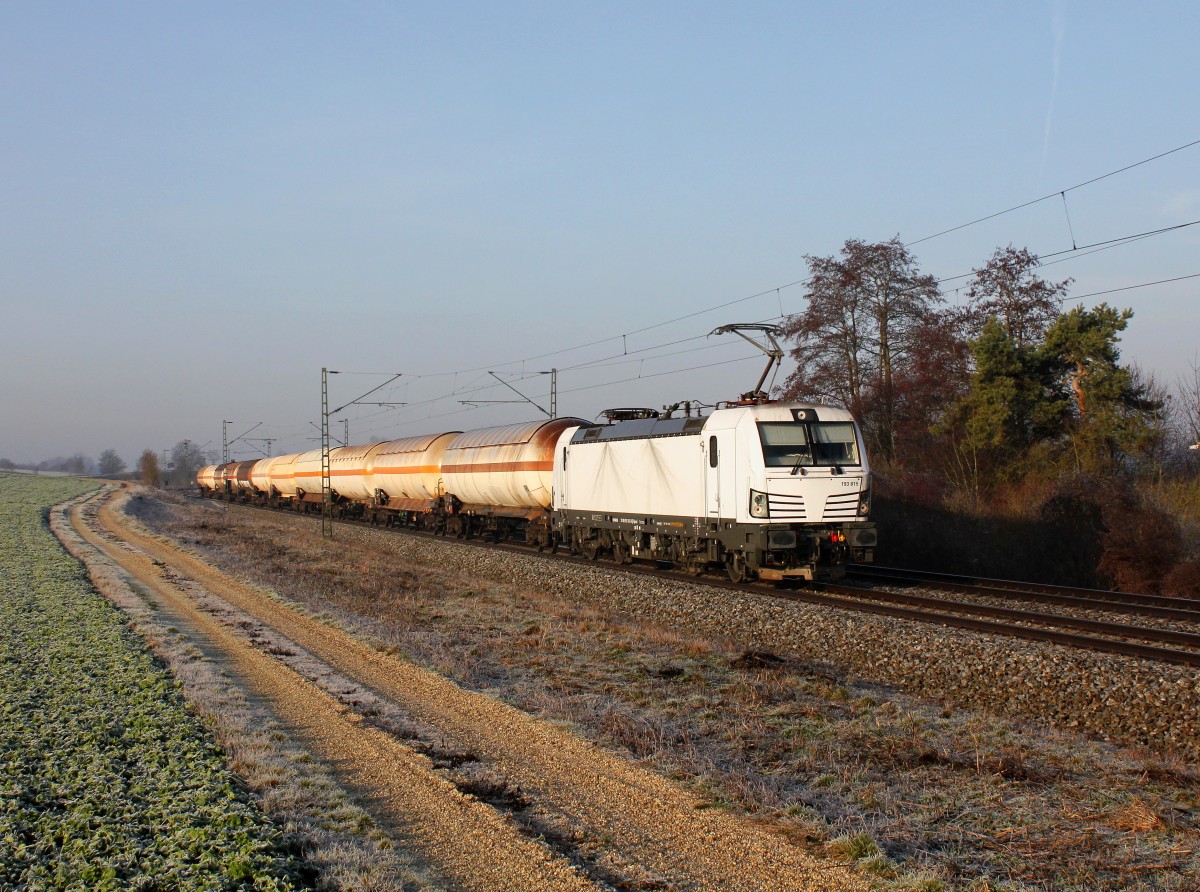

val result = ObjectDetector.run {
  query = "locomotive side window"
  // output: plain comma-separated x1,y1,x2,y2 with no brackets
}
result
709,436,718,468
757,422,859,467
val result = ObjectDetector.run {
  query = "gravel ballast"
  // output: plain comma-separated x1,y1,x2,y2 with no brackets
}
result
332,522,1200,762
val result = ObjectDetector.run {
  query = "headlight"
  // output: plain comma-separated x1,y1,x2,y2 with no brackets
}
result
749,490,769,518
858,474,871,516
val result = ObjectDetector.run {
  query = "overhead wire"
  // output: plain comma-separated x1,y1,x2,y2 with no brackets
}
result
1063,272,1200,303
904,137,1200,246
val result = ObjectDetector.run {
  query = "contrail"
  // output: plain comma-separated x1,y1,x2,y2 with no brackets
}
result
1041,0,1068,182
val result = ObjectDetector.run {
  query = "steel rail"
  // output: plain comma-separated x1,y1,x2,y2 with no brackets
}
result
845,566,1200,624
762,586,1200,668
810,581,1200,649
849,564,1199,612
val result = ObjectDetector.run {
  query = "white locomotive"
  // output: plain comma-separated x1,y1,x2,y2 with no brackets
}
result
555,401,875,581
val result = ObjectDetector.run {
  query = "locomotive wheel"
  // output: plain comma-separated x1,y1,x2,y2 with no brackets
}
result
726,552,749,584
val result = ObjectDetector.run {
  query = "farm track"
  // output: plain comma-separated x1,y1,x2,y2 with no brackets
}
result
222,496,1200,668
72,486,868,892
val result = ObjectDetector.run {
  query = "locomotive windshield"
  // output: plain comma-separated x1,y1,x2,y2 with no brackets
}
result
757,421,860,468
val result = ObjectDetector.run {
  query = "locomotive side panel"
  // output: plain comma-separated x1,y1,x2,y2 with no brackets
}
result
561,434,705,519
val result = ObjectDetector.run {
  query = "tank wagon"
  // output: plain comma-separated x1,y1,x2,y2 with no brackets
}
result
198,402,876,582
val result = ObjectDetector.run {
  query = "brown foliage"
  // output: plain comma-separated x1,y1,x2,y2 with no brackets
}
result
1161,557,1200,597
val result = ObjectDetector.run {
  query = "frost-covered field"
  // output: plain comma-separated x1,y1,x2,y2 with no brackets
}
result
0,476,301,891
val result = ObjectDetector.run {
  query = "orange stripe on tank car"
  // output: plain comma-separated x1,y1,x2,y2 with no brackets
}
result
441,460,553,474
288,467,438,479
292,469,370,477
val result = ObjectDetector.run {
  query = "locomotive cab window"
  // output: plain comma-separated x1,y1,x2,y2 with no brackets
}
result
757,421,859,467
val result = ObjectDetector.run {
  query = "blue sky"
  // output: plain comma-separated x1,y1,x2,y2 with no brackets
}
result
2,1,1197,464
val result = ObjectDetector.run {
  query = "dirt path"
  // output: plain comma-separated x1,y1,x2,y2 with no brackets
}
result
67,488,592,892
75,487,868,891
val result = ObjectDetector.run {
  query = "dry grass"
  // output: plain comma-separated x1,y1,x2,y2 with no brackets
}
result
133,491,1200,891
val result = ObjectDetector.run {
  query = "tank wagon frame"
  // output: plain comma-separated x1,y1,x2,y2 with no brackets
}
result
197,401,877,583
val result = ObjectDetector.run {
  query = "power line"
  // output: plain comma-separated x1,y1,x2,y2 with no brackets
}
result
338,226,1198,437
333,211,1197,441
905,137,1200,247
252,138,1199,452
928,218,1200,289
1063,272,1200,303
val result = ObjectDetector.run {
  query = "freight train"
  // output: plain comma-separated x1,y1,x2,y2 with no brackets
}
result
197,400,877,583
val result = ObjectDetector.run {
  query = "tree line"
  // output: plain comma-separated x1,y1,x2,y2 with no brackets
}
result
779,238,1196,493
0,441,214,487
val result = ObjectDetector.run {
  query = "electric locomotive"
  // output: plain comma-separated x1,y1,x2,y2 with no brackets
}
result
554,401,875,581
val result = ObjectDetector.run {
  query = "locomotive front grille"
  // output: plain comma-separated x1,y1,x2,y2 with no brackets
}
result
821,491,861,520
767,492,806,520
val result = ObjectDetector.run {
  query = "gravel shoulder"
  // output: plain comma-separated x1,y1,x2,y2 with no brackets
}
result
75,485,869,892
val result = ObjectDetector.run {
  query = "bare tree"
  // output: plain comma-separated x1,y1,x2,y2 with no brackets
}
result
98,449,126,477
167,440,206,487
1179,357,1200,450
964,246,1072,348
780,237,942,463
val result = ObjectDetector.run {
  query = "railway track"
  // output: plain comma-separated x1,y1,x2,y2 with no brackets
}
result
198,495,1200,669
848,563,1200,619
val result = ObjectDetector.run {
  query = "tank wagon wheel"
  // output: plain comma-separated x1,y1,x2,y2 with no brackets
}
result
726,552,750,584
583,540,600,561
612,539,631,565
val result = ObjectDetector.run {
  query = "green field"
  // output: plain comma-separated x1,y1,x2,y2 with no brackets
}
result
0,476,303,891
